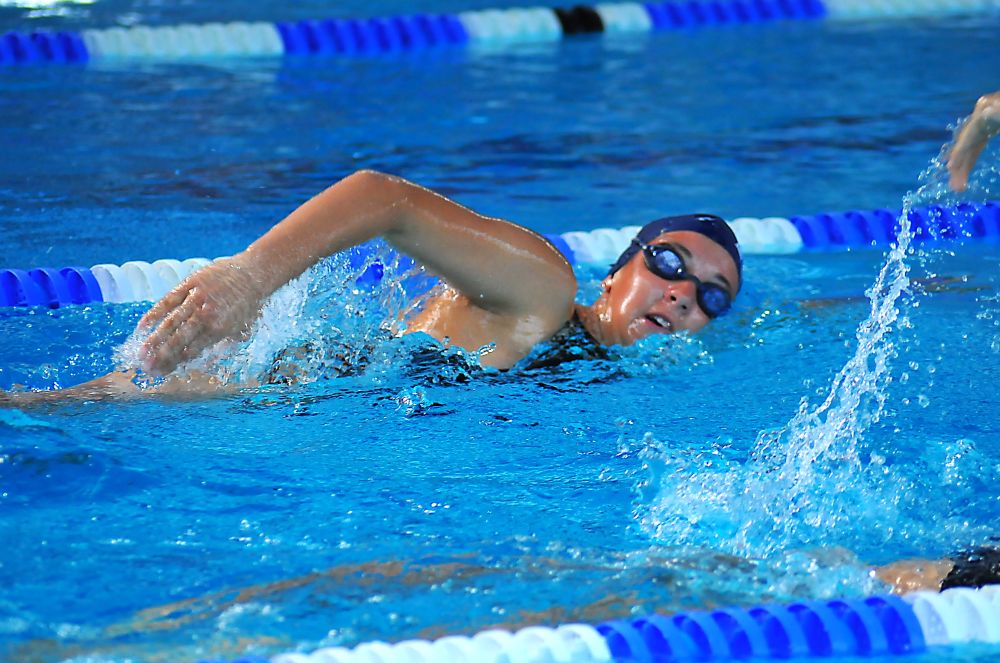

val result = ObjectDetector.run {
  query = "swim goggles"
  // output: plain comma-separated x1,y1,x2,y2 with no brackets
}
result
636,241,733,318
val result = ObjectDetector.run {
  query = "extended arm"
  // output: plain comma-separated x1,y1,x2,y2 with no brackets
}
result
948,91,1000,192
140,170,576,374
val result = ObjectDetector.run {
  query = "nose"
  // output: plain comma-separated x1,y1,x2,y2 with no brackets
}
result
665,279,697,315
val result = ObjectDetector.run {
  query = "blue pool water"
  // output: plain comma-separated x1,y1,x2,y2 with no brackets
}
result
1,3,1000,662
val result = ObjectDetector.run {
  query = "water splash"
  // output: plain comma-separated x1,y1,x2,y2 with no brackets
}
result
635,141,1000,562
111,242,439,389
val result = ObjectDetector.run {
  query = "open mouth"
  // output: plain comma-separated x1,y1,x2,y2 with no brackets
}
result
645,314,673,332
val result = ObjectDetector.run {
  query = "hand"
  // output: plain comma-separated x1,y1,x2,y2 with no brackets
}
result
138,254,270,376
947,92,1000,192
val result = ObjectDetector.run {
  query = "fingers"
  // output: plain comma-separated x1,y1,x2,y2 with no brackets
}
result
140,294,206,375
159,336,210,375
139,285,189,330
132,258,264,376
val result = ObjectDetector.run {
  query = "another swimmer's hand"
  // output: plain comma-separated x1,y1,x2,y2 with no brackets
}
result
947,92,1000,192
138,254,270,376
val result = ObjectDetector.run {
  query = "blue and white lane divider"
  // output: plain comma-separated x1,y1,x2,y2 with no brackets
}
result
197,586,1000,663
1,0,997,65
2,200,998,308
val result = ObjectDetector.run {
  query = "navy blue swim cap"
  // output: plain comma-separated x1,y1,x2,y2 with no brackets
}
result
607,214,742,283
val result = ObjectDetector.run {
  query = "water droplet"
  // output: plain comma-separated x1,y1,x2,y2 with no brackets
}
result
918,394,930,408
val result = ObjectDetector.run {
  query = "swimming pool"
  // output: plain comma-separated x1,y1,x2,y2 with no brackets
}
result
2,1,1000,661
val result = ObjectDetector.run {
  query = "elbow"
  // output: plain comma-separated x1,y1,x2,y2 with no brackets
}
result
346,169,418,236
344,168,394,188
976,92,1000,110
342,169,408,203
335,169,410,236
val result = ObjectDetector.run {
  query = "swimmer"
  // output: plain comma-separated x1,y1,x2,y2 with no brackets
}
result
947,91,1000,192
1,170,741,402
14,545,996,661
100,546,1000,636
875,544,1000,593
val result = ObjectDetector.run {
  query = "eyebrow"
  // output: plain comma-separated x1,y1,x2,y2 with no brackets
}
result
669,242,734,295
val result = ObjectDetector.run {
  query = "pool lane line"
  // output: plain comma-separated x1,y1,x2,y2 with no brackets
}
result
192,585,1000,662
0,0,996,66
1,199,997,309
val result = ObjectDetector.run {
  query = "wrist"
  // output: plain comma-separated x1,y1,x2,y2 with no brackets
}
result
230,249,282,301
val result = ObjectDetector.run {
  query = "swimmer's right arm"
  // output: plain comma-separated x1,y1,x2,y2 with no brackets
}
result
948,91,1000,192
139,170,577,375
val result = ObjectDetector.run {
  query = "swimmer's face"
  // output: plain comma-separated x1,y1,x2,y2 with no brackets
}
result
596,230,740,345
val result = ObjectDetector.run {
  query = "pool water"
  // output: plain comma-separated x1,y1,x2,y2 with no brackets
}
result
1,3,1000,662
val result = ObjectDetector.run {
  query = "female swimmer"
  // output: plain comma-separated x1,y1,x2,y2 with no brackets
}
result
2,169,742,402
137,170,741,374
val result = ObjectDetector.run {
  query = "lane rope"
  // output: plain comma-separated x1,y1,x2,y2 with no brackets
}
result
194,586,1000,663
1,0,997,66
2,200,996,309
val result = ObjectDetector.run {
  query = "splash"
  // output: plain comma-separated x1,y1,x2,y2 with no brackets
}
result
113,241,439,388
635,137,1000,562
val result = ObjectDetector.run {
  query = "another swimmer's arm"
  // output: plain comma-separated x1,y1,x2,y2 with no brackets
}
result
140,170,576,375
873,558,954,594
948,91,1000,192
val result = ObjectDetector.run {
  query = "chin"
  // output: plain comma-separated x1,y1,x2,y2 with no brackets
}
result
625,321,662,345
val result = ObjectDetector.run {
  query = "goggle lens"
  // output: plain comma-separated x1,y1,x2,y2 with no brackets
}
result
699,285,731,318
649,247,684,277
